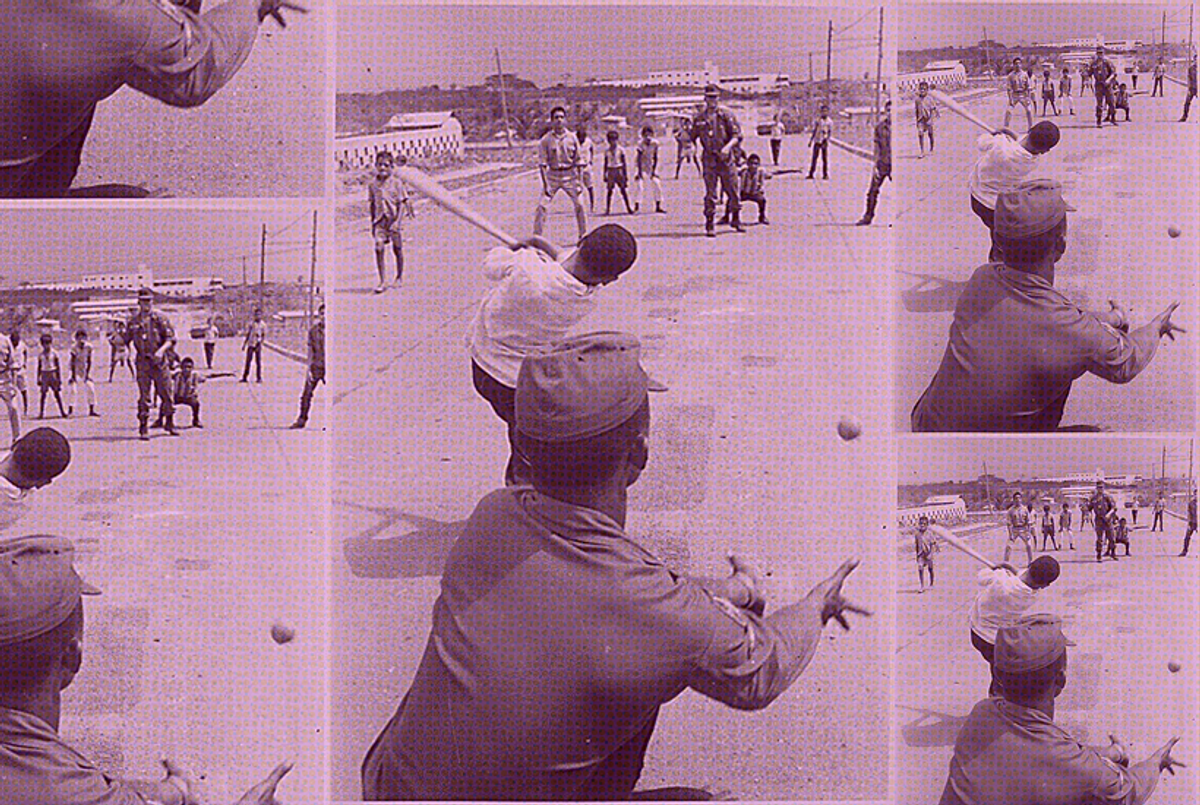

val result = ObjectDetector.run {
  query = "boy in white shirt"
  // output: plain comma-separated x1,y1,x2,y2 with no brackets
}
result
969,555,1060,691
466,223,642,484
968,121,1060,258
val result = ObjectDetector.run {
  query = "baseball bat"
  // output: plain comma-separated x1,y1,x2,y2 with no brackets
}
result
395,166,520,248
928,89,995,135
928,524,998,570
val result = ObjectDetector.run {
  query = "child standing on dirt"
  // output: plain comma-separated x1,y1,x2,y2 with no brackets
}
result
36,334,66,419
367,151,415,293
66,329,98,418
602,131,634,215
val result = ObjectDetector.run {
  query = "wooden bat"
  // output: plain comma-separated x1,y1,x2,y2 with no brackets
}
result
395,166,520,248
928,523,997,570
928,89,995,135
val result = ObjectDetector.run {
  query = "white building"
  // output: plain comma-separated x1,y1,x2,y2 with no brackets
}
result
896,60,967,94
27,270,223,297
898,495,968,527
1034,36,1143,52
335,111,465,170
1034,469,1141,486
598,61,788,95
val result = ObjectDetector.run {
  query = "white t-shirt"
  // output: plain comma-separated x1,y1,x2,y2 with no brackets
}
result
968,567,1039,643
967,132,1040,209
466,246,596,388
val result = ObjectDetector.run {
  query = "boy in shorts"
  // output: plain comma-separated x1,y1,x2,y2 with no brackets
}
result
1114,83,1132,121
738,153,770,225
1004,57,1035,132
107,322,134,382
35,334,66,420
576,125,595,212
915,81,937,157
602,131,634,215
171,357,204,428
1113,516,1131,556
1040,503,1059,551
914,515,938,592
368,151,415,293
535,106,587,243
9,328,28,416
466,223,642,484
1005,492,1035,566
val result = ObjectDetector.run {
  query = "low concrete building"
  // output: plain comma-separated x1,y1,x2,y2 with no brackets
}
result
335,111,465,170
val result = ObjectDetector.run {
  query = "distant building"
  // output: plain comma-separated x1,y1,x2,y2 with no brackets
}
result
898,495,968,528
335,111,464,170
597,60,788,95
26,270,223,298
1033,469,1141,486
1033,35,1143,52
896,60,967,94
637,95,704,121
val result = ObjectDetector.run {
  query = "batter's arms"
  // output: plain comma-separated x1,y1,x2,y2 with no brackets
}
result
1116,738,1186,805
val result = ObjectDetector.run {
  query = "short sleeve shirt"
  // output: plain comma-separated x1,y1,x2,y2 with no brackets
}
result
635,140,659,174
1008,504,1033,534
245,320,266,348
911,264,1153,432
968,567,1038,643
466,246,597,388
69,343,92,378
967,133,1039,209
940,698,1136,805
368,175,409,232
362,488,823,800
0,707,147,805
538,130,581,175
1089,492,1116,524
915,95,935,124
577,135,595,168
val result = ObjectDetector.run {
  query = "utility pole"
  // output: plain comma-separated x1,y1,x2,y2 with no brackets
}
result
808,51,814,82
1163,444,1168,487
1190,3,1195,57
874,7,884,122
258,223,266,312
1162,10,1167,59
983,26,991,76
241,255,247,288
826,20,833,101
495,48,513,149
307,210,318,324
983,461,992,511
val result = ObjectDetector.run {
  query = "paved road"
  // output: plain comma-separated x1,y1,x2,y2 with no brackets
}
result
894,85,1198,431
895,516,1200,805
77,3,327,197
10,341,329,804
330,133,894,800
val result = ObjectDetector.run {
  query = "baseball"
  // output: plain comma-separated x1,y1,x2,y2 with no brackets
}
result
1168,660,1182,673
270,622,296,645
1168,225,1182,238
837,415,863,441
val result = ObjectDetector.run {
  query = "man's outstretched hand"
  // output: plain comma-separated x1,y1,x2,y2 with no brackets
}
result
1153,302,1186,341
258,0,307,28
233,760,294,805
804,558,871,630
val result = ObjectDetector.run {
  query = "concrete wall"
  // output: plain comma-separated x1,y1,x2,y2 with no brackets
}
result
335,120,465,170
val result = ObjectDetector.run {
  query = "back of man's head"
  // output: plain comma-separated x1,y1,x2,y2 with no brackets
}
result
992,616,1072,705
514,333,661,492
9,428,71,489
1026,121,1061,153
0,537,95,695
577,224,638,282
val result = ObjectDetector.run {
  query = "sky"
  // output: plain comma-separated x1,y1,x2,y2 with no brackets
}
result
0,208,326,288
900,2,1194,51
898,438,1196,485
338,4,891,93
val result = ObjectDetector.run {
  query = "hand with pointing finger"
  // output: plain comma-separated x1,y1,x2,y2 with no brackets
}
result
804,558,871,630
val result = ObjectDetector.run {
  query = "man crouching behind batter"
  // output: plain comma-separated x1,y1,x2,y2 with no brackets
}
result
362,331,870,800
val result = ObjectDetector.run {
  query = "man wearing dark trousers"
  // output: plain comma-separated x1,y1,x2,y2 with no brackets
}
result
1088,47,1118,127
691,84,744,237
290,304,324,430
122,288,177,440
857,100,892,226
1180,54,1198,122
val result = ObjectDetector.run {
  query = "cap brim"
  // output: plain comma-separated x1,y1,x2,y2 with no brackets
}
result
647,376,669,393
80,578,101,596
